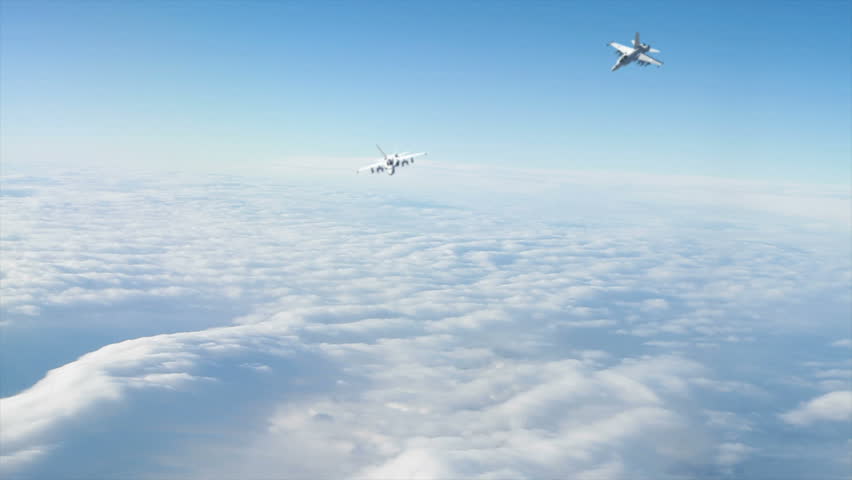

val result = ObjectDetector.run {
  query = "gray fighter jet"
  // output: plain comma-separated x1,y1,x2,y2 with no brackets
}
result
608,32,663,71
356,145,427,176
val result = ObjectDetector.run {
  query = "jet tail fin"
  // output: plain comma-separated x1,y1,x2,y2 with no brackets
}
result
634,32,640,47
376,144,387,159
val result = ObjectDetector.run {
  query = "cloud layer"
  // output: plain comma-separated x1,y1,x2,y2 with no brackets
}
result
2,165,850,478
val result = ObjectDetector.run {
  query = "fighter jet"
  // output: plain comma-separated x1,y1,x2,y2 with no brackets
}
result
608,32,663,71
356,145,426,176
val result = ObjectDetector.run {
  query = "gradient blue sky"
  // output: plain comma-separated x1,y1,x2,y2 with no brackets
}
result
2,0,850,183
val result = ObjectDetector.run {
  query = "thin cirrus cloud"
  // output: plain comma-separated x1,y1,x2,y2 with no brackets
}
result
1,163,850,478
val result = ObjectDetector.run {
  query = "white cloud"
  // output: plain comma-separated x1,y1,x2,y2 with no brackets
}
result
557,318,617,328
641,298,670,311
0,447,49,473
703,410,754,433
781,391,852,426
0,322,303,473
358,449,453,480
715,442,756,471
241,362,272,372
1,166,849,478
211,351,705,479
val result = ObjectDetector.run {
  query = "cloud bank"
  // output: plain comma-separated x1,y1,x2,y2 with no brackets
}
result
1,164,849,478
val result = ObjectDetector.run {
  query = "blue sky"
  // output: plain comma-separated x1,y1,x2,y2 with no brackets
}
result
1,0,849,183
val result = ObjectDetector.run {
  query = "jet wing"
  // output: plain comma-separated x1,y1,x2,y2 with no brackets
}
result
356,159,385,173
397,152,426,161
637,53,663,66
609,42,634,55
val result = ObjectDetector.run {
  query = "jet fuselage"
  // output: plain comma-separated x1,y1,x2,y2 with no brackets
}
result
612,43,650,71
